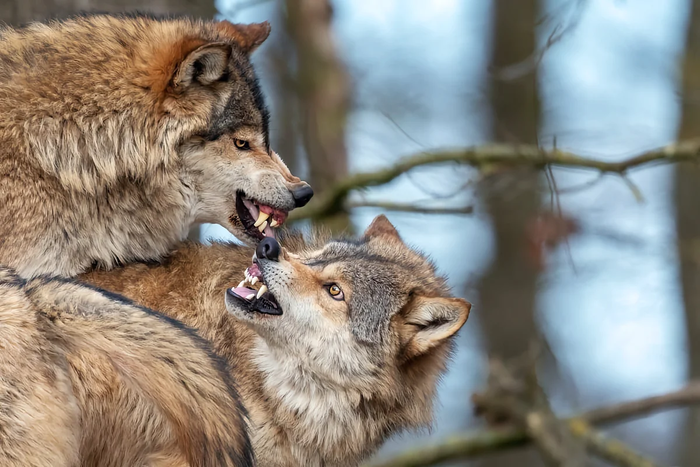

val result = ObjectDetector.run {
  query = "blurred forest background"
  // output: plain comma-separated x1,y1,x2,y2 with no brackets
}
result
5,0,700,466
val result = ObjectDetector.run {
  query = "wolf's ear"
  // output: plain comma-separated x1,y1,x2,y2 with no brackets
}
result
173,42,231,88
400,296,470,358
214,21,271,54
364,215,402,241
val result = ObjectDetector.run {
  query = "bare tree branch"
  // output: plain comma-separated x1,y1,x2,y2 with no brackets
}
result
583,382,700,425
345,201,474,215
364,382,700,467
364,429,529,467
568,419,660,467
290,140,700,222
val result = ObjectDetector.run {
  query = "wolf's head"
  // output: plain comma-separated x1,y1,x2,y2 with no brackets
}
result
225,215,470,441
161,20,313,243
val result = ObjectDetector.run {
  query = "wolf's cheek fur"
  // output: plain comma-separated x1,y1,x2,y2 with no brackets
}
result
181,140,298,227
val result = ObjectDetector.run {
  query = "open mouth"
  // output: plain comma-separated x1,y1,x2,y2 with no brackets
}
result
235,191,288,240
226,262,282,316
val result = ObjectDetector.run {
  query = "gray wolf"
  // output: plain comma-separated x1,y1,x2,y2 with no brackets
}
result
0,14,312,278
0,267,252,467
84,215,471,466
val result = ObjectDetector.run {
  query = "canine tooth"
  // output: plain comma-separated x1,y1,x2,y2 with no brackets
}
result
251,277,259,285
270,219,279,228
237,281,245,288
245,294,255,300
254,211,270,227
257,220,268,233
256,285,268,299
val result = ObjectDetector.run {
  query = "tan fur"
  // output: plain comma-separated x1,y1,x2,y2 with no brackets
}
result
0,14,309,278
0,268,253,467
83,217,471,466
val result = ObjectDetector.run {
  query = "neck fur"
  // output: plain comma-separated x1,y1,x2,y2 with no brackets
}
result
251,337,386,464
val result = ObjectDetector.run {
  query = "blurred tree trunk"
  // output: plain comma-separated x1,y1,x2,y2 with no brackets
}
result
283,0,352,234
1,0,216,241
481,0,541,373
675,1,700,465
268,6,301,176
476,0,542,465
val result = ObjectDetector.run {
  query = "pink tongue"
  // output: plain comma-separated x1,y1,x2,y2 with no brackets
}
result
233,286,256,298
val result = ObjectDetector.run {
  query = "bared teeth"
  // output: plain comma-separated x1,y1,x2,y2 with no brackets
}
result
237,281,245,288
270,219,279,228
254,211,270,227
258,220,268,233
257,284,268,299
251,277,259,285
245,293,255,300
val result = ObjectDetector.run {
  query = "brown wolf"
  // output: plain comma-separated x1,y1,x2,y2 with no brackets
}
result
84,215,471,466
0,14,312,279
0,266,253,467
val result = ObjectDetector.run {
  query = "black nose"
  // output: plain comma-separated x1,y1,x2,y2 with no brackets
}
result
291,184,314,208
256,237,281,262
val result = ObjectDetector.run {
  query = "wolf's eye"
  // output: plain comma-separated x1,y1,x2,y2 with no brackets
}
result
327,284,344,301
234,139,250,150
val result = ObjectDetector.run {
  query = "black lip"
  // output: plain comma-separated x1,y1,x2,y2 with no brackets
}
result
227,287,283,316
235,192,265,241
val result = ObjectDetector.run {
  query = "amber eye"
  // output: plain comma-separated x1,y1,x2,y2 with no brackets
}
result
327,284,344,301
234,139,250,150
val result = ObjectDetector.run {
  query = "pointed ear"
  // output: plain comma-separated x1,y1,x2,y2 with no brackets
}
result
214,21,271,54
400,296,470,358
173,42,231,89
364,215,401,241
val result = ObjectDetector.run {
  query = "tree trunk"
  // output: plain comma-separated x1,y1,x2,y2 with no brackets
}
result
477,0,542,465
268,6,301,176
481,0,541,373
283,0,352,234
675,2,700,465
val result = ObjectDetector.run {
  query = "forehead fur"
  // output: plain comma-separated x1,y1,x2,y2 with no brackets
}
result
203,52,270,148
302,235,445,344
5,14,271,145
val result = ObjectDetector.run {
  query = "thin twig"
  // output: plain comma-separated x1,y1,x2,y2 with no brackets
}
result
545,165,577,273
556,173,604,194
492,0,587,81
290,140,700,222
621,175,645,203
364,382,700,467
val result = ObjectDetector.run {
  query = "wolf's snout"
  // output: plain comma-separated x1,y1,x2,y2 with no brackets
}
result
291,184,314,208
256,237,280,262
